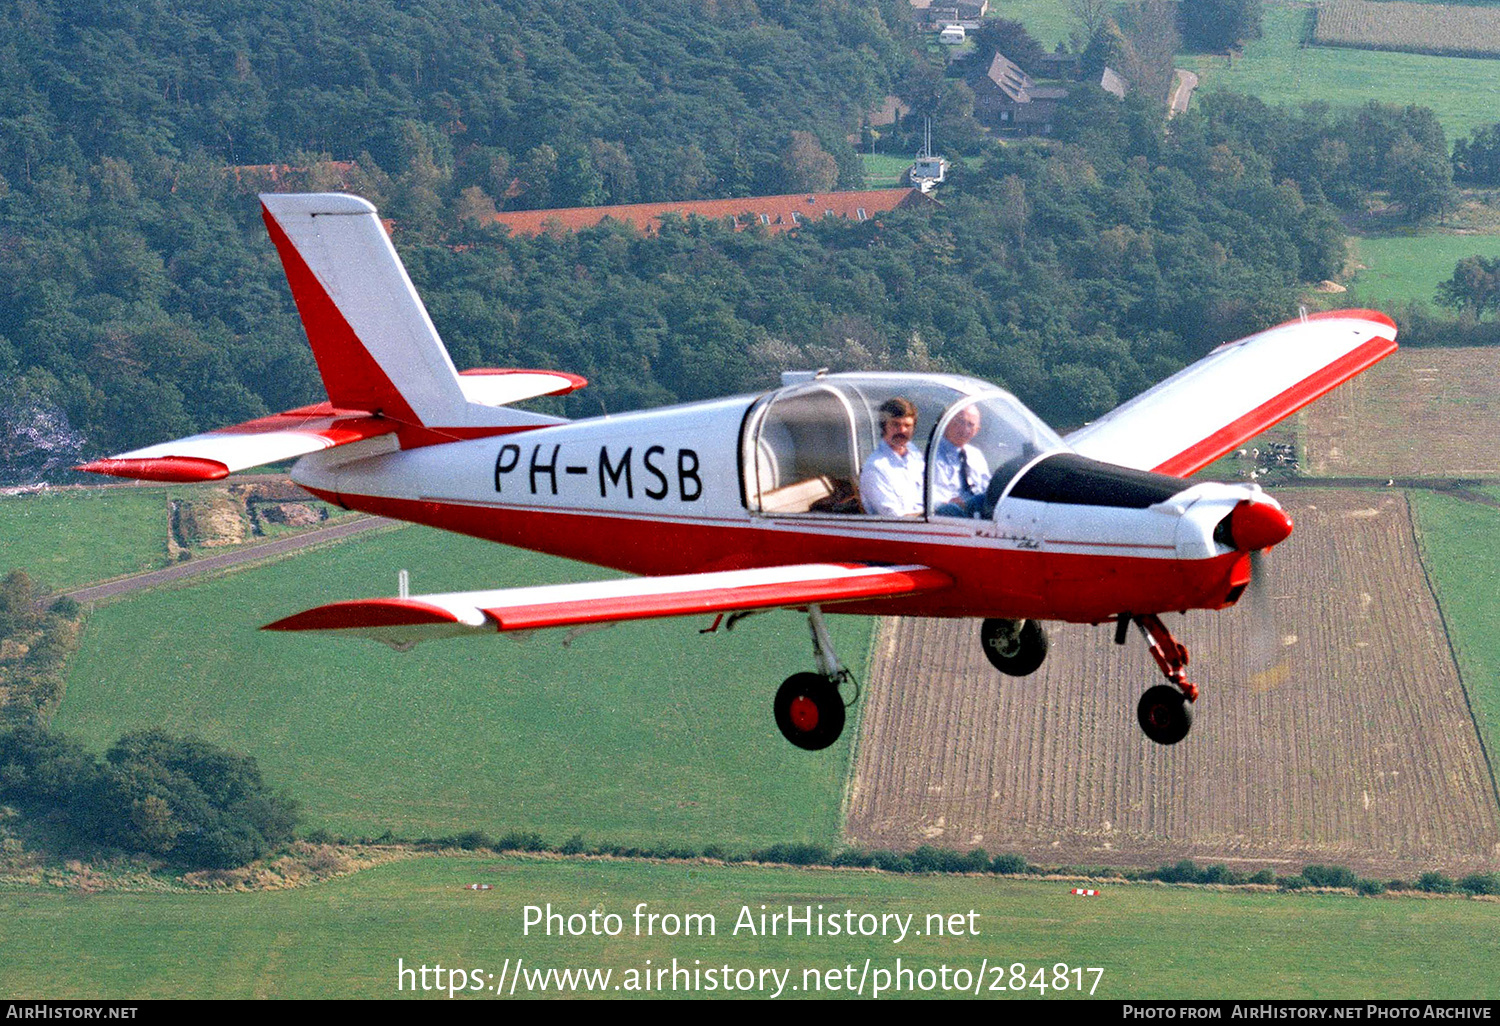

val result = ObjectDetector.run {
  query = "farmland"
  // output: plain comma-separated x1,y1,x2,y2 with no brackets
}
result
1304,347,1500,478
847,490,1500,879
1177,2,1500,139
2,855,1498,999
1314,0,1500,59
54,523,870,850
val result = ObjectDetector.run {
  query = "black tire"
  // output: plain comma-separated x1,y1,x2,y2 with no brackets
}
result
1137,685,1193,745
773,672,846,751
980,618,1049,676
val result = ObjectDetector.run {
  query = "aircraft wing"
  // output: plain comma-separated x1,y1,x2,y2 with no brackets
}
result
75,402,402,482
1065,309,1397,477
263,563,953,647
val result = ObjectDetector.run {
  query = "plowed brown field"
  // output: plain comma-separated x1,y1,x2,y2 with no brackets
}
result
846,490,1500,877
1306,347,1500,478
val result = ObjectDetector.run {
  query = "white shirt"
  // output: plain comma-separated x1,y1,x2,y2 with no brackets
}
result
932,437,991,507
860,440,925,516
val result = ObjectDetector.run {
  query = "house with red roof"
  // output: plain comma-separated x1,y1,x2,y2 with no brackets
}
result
490,188,930,237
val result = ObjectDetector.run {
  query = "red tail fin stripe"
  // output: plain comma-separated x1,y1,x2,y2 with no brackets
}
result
261,204,422,423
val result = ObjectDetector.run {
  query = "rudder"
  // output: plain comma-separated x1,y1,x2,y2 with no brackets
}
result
260,192,469,427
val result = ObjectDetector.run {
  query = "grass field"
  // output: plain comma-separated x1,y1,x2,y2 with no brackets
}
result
1348,233,1500,309
54,524,872,850
993,0,1076,49
1409,490,1500,763
1179,2,1500,139
0,487,169,592
861,154,915,189
1,855,1497,998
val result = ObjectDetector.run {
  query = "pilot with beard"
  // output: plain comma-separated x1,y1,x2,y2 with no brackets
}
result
859,397,924,516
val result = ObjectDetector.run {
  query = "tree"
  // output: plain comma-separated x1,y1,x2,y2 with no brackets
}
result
1386,136,1456,223
1068,0,1114,45
1437,256,1500,318
1179,0,1263,52
1452,123,1500,185
968,19,1049,76
82,729,299,869
1114,1,1182,104
780,131,838,193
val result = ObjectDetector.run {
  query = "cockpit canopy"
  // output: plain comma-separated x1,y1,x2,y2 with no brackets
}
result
741,373,1067,517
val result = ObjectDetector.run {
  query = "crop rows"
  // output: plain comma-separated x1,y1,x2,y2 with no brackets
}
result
846,491,1500,878
1314,0,1500,59
1305,347,1500,479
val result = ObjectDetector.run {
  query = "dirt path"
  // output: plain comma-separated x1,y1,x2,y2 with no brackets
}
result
63,515,396,605
1169,69,1199,117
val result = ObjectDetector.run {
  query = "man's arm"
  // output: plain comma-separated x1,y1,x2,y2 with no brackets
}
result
860,455,905,516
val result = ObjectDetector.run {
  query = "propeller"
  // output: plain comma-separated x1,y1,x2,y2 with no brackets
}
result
1244,548,1290,687
1216,498,1294,687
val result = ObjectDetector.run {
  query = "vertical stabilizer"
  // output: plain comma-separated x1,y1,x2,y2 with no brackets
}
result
260,193,469,426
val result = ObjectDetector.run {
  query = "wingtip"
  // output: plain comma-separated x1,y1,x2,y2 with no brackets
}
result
75,457,230,482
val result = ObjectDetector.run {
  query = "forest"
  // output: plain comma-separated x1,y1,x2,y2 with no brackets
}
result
0,0,1472,480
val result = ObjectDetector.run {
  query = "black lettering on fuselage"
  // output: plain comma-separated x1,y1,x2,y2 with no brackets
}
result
494,443,520,493
599,445,633,498
530,444,560,495
677,448,702,502
643,445,669,500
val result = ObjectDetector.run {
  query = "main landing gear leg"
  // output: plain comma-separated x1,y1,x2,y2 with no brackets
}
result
773,605,854,751
1132,613,1197,746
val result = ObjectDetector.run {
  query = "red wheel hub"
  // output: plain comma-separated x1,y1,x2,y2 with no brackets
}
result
789,695,820,732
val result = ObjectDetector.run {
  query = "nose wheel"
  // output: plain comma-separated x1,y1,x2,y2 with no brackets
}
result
1122,613,1199,745
1137,684,1193,745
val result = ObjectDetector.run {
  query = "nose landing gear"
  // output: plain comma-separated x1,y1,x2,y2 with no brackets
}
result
1120,612,1198,745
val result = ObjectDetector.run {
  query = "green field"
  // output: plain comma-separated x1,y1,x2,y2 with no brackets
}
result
1348,233,1500,309
54,524,871,849
1409,490,1500,761
1,855,1497,999
0,487,170,592
861,153,915,189
994,0,1076,49
1180,2,1500,139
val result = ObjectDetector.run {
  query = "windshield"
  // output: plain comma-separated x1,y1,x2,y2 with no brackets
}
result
744,374,973,516
927,392,1067,517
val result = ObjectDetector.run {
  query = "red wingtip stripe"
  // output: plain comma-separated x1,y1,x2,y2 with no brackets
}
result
75,457,230,482
262,598,465,632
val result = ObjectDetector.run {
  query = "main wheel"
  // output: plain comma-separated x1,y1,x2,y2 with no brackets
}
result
980,618,1049,676
773,672,846,751
1137,685,1193,745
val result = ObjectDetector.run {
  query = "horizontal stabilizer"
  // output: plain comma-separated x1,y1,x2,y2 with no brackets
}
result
76,403,397,482
264,563,952,648
1066,310,1397,478
457,368,588,407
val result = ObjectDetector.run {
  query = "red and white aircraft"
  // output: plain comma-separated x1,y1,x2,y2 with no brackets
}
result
79,193,1398,748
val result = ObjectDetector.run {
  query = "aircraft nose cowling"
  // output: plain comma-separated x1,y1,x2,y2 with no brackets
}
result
1225,498,1293,552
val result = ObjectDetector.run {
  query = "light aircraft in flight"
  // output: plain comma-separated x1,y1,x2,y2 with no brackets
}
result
79,194,1398,749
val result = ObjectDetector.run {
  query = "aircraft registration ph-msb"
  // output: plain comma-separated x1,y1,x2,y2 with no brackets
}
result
79,193,1399,749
